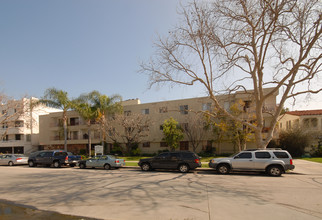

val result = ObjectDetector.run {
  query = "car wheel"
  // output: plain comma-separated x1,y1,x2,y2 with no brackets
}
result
79,163,86,169
28,160,35,167
104,164,111,170
217,164,230,174
53,161,61,168
141,163,151,171
267,165,282,177
178,164,189,173
8,161,14,166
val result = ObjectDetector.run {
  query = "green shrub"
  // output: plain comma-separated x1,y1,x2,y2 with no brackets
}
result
278,128,310,157
311,145,322,157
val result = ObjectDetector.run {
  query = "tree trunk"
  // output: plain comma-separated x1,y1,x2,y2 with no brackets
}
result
63,115,68,152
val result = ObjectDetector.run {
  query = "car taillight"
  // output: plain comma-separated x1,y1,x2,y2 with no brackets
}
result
116,160,119,163
194,159,200,164
65,156,68,160
81,156,83,160
290,159,293,165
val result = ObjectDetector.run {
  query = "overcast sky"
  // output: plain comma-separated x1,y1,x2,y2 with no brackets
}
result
0,0,321,110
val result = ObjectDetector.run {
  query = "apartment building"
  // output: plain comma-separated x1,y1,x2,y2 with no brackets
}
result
0,97,58,154
39,88,278,154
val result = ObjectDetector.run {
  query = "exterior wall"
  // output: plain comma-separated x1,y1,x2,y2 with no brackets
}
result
0,98,58,155
278,111,322,148
39,88,278,155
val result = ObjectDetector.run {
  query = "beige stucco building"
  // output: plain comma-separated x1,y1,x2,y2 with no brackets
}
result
0,97,58,154
278,110,322,146
39,88,278,155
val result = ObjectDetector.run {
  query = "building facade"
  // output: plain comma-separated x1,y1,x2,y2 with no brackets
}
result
278,110,322,145
39,88,278,155
0,97,58,154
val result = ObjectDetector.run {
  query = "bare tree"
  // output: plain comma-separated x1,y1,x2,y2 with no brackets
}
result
0,94,25,141
181,113,208,152
141,0,321,148
103,113,151,154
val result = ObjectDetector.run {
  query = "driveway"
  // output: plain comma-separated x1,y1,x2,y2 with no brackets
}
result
0,159,321,220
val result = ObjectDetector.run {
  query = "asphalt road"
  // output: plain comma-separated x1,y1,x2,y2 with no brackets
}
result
0,160,321,220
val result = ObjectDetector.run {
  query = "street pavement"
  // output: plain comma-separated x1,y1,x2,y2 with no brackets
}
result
0,159,321,220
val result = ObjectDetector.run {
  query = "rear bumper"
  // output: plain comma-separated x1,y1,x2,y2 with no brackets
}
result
285,164,295,171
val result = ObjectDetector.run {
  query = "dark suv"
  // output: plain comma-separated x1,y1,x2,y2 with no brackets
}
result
28,150,69,168
138,151,201,173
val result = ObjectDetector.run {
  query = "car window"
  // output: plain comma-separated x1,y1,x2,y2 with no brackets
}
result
181,153,195,159
39,152,47,157
170,153,180,159
158,153,170,158
234,152,252,159
255,152,271,159
273,152,290,158
54,152,67,157
45,152,53,157
108,155,116,159
101,156,108,160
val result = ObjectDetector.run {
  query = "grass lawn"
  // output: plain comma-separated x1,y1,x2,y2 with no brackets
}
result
301,158,322,163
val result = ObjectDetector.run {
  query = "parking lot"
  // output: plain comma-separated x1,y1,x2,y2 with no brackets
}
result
0,159,321,220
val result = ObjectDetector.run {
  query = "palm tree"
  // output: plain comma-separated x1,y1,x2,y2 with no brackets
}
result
40,88,73,151
72,100,97,157
87,91,122,146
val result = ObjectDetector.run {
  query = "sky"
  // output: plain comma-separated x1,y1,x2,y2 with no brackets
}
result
0,0,321,110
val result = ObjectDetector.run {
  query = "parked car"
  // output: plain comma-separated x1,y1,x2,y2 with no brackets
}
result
78,155,125,170
0,154,28,166
67,152,82,167
138,151,201,173
208,149,295,176
28,150,69,168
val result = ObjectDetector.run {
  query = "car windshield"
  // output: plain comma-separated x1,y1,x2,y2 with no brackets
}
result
229,152,240,158
108,155,116,159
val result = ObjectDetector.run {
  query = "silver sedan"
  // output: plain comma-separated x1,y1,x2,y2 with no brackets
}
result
79,155,125,170
0,154,29,166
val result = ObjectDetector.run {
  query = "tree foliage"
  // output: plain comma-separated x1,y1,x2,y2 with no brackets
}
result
162,117,184,151
40,88,73,151
141,0,322,149
278,128,310,157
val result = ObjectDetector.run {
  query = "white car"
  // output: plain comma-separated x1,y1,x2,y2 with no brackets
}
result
209,149,295,176
0,154,29,166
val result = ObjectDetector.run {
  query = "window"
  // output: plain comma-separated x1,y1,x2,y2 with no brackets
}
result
311,118,318,127
70,117,79,126
2,110,8,116
26,134,31,142
15,121,24,128
2,135,9,141
69,131,78,140
159,107,168,113
235,152,252,159
180,123,189,131
202,103,212,111
2,123,8,129
143,142,150,148
255,152,271,159
160,142,168,147
180,141,189,151
124,111,131,116
141,109,149,115
15,134,22,141
243,101,251,112
273,152,289,158
180,105,188,114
